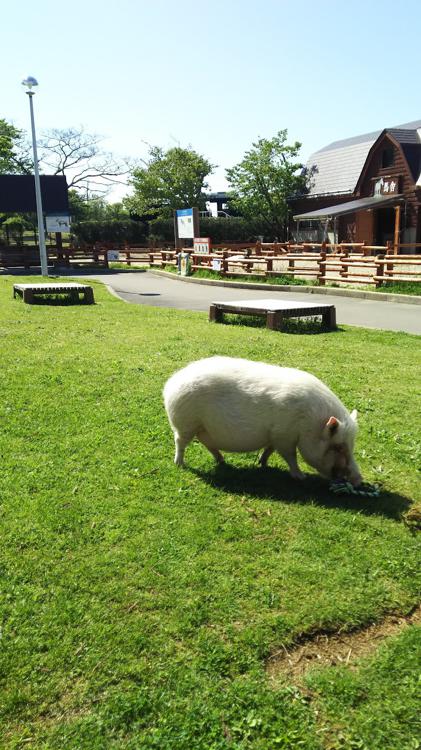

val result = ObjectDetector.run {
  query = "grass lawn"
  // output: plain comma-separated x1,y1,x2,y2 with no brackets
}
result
0,275,420,749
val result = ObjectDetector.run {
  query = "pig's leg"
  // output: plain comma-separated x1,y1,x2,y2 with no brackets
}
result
259,446,274,467
174,431,193,467
196,429,225,464
280,449,306,480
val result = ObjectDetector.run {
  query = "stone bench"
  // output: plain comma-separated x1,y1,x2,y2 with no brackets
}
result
13,283,95,304
209,298,336,330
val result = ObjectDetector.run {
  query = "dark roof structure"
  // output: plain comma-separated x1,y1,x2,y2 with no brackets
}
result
0,175,69,213
306,120,421,197
293,193,403,221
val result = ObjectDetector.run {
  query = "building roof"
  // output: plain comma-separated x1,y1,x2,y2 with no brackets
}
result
293,193,403,221
306,120,421,197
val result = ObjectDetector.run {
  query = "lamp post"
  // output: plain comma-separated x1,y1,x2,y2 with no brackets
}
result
22,76,48,277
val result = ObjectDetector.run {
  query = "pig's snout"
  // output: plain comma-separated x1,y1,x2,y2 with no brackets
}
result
330,446,362,486
349,468,363,487
331,460,362,487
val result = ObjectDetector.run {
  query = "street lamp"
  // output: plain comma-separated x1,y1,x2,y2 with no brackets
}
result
21,76,48,277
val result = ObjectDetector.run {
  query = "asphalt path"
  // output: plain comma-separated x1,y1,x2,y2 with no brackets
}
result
84,270,421,335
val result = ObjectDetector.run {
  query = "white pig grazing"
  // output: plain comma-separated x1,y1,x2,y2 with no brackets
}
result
163,356,362,486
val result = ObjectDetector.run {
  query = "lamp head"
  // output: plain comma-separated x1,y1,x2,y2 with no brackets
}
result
22,76,38,91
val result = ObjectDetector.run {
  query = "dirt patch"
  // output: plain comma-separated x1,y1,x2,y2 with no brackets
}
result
267,604,421,684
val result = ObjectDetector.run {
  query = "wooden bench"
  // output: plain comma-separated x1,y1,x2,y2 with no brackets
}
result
209,298,337,330
13,283,95,304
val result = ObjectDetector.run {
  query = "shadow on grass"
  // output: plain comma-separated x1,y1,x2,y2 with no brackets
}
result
21,296,95,306
221,314,343,335
191,463,411,520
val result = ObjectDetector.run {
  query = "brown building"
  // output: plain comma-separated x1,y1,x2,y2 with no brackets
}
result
289,120,421,251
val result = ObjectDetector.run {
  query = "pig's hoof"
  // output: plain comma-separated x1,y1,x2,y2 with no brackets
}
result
290,469,306,481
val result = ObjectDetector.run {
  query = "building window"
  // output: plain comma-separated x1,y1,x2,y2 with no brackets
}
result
382,147,394,168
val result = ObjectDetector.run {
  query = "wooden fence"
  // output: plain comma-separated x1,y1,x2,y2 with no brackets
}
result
1,240,421,286
139,246,421,287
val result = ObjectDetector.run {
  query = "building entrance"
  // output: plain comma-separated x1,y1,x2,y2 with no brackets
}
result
375,207,396,246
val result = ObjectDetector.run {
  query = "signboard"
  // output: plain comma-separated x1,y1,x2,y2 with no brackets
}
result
107,250,120,261
46,214,71,233
211,258,222,272
193,237,211,254
176,208,195,239
373,177,400,197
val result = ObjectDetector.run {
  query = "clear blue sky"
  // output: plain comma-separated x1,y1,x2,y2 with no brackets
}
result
2,0,420,200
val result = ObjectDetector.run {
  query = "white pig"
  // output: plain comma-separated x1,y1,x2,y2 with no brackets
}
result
163,356,362,485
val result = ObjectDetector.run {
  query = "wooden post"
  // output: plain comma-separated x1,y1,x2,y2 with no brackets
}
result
393,205,401,254
222,251,228,275
209,304,223,323
340,248,349,280
318,251,326,285
55,231,63,264
375,254,385,287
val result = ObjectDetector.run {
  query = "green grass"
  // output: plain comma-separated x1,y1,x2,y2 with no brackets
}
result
163,265,421,296
370,280,421,296
0,276,420,749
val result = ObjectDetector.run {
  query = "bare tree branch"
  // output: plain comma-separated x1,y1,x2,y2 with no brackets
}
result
38,126,130,196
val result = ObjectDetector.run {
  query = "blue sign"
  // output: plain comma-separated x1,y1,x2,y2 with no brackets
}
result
176,207,194,238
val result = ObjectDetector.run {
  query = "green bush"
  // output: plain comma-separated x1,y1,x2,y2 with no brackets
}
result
72,219,147,244
149,216,271,244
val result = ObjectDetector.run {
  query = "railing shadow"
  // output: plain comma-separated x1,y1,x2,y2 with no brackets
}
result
190,463,411,521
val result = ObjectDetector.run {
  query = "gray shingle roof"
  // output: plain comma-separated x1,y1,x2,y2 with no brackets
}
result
306,120,421,196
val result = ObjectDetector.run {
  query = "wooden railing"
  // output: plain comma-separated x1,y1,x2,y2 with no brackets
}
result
0,243,109,269
2,240,420,287
145,247,421,287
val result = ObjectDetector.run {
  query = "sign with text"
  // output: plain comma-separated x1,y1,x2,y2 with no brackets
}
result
193,237,211,254
176,208,195,238
373,177,400,197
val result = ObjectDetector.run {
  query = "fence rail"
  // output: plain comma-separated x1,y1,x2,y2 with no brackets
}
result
151,248,421,287
1,240,421,286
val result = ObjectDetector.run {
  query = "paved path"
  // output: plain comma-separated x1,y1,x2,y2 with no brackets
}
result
85,270,421,335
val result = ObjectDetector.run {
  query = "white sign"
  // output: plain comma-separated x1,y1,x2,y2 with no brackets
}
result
176,208,194,239
107,250,120,261
194,237,211,254
374,178,398,196
46,215,71,233
211,258,222,271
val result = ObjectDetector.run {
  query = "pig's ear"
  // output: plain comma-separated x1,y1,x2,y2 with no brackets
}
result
326,416,339,435
350,409,358,423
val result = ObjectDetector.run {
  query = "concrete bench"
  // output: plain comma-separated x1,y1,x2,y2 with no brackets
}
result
13,283,95,304
209,298,336,330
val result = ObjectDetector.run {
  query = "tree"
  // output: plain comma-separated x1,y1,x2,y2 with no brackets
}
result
38,127,129,197
125,145,214,221
0,118,32,175
226,130,310,239
68,189,129,222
